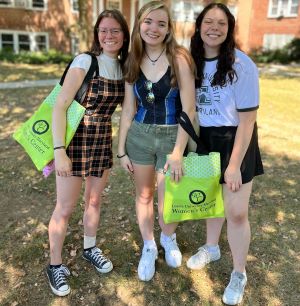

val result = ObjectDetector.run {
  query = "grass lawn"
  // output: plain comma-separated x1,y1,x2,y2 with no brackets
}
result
0,64,299,306
0,62,65,82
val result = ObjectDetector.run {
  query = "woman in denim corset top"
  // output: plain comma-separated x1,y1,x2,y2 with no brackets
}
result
118,1,195,281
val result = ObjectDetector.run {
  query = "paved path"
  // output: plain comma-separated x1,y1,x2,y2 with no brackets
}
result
0,79,59,89
258,65,300,77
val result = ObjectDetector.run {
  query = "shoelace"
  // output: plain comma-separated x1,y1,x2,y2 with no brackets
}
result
53,265,70,288
90,248,108,266
228,273,244,292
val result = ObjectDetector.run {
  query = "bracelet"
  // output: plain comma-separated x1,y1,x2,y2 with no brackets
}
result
54,146,66,151
116,153,127,159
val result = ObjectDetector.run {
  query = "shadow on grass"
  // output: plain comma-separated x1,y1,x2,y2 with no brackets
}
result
0,89,299,305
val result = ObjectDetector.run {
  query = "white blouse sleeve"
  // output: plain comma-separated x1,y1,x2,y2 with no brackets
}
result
69,54,92,73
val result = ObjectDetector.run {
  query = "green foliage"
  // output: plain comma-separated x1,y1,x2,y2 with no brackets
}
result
0,49,72,64
286,37,300,61
250,38,300,64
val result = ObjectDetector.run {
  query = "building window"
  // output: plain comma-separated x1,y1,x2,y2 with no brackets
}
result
0,0,13,5
71,0,79,12
0,0,46,9
107,0,121,11
32,0,45,8
268,0,299,18
172,1,203,22
1,33,14,51
0,31,48,53
35,35,47,51
18,34,30,51
263,33,295,49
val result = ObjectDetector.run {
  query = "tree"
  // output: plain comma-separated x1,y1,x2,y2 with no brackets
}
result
78,0,92,52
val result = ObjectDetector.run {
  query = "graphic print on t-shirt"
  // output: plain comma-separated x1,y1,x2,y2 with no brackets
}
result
196,71,222,119
198,86,211,105
196,50,260,127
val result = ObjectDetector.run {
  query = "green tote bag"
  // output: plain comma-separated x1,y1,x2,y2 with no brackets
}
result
13,53,98,171
164,152,224,224
163,112,225,224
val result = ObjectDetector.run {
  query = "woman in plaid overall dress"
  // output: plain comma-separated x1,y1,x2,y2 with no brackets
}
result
46,10,129,296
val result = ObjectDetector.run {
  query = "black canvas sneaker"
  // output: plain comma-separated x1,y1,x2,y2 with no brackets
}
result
82,246,113,273
46,264,70,296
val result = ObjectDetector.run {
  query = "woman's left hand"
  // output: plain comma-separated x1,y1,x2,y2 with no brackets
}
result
163,152,183,183
224,164,242,192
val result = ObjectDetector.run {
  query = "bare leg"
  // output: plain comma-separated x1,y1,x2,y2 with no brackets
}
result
157,172,178,235
83,170,110,237
223,181,252,272
49,176,82,265
206,217,225,245
132,164,156,241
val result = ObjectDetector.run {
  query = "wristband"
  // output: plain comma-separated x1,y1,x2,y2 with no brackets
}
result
54,146,66,151
116,153,127,159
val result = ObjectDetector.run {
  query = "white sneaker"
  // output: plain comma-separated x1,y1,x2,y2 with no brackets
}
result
138,247,158,281
160,233,182,268
187,245,221,270
222,271,247,305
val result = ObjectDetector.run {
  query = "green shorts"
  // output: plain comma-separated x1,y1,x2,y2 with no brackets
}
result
126,120,178,171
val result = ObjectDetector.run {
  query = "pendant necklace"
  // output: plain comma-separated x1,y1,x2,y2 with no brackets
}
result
145,48,165,65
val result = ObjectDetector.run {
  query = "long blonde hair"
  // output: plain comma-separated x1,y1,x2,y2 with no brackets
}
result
124,1,195,86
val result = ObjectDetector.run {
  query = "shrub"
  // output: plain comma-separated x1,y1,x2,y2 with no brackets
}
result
286,38,300,62
0,49,73,64
250,38,300,64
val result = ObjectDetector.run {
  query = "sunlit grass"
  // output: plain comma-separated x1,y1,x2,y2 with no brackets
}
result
259,75,300,158
0,62,64,82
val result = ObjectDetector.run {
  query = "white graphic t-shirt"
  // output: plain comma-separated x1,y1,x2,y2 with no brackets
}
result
196,49,259,127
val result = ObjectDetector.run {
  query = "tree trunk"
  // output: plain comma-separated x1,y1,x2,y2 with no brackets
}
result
78,0,90,52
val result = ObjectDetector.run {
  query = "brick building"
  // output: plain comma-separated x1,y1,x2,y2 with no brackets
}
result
0,0,299,55
0,0,129,54
171,0,300,53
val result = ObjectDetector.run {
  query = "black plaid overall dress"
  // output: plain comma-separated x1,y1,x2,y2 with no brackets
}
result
67,73,125,177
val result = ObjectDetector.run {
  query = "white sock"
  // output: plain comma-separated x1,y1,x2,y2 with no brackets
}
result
144,239,157,250
160,232,175,243
233,270,247,277
84,235,96,249
206,244,219,253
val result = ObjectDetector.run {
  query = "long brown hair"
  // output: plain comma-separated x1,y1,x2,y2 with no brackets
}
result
190,3,237,87
124,1,194,86
90,9,130,68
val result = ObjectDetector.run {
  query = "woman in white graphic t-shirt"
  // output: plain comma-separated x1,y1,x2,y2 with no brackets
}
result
187,3,264,306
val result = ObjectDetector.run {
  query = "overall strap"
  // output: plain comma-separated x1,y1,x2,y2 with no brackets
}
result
178,111,209,155
59,52,99,102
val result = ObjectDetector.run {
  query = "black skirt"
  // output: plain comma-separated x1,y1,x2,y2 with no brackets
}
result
200,123,264,184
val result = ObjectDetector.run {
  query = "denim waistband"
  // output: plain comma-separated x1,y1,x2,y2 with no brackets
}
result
132,120,178,134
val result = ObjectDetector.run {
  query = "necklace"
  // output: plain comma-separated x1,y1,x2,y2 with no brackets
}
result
145,48,165,65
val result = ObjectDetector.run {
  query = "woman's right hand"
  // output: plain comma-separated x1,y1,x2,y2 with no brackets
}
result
119,155,134,173
54,150,72,177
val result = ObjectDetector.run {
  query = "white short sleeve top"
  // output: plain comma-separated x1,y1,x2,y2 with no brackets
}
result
196,49,259,127
69,53,123,80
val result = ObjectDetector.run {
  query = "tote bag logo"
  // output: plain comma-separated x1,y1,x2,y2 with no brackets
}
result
32,120,49,135
189,190,206,205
